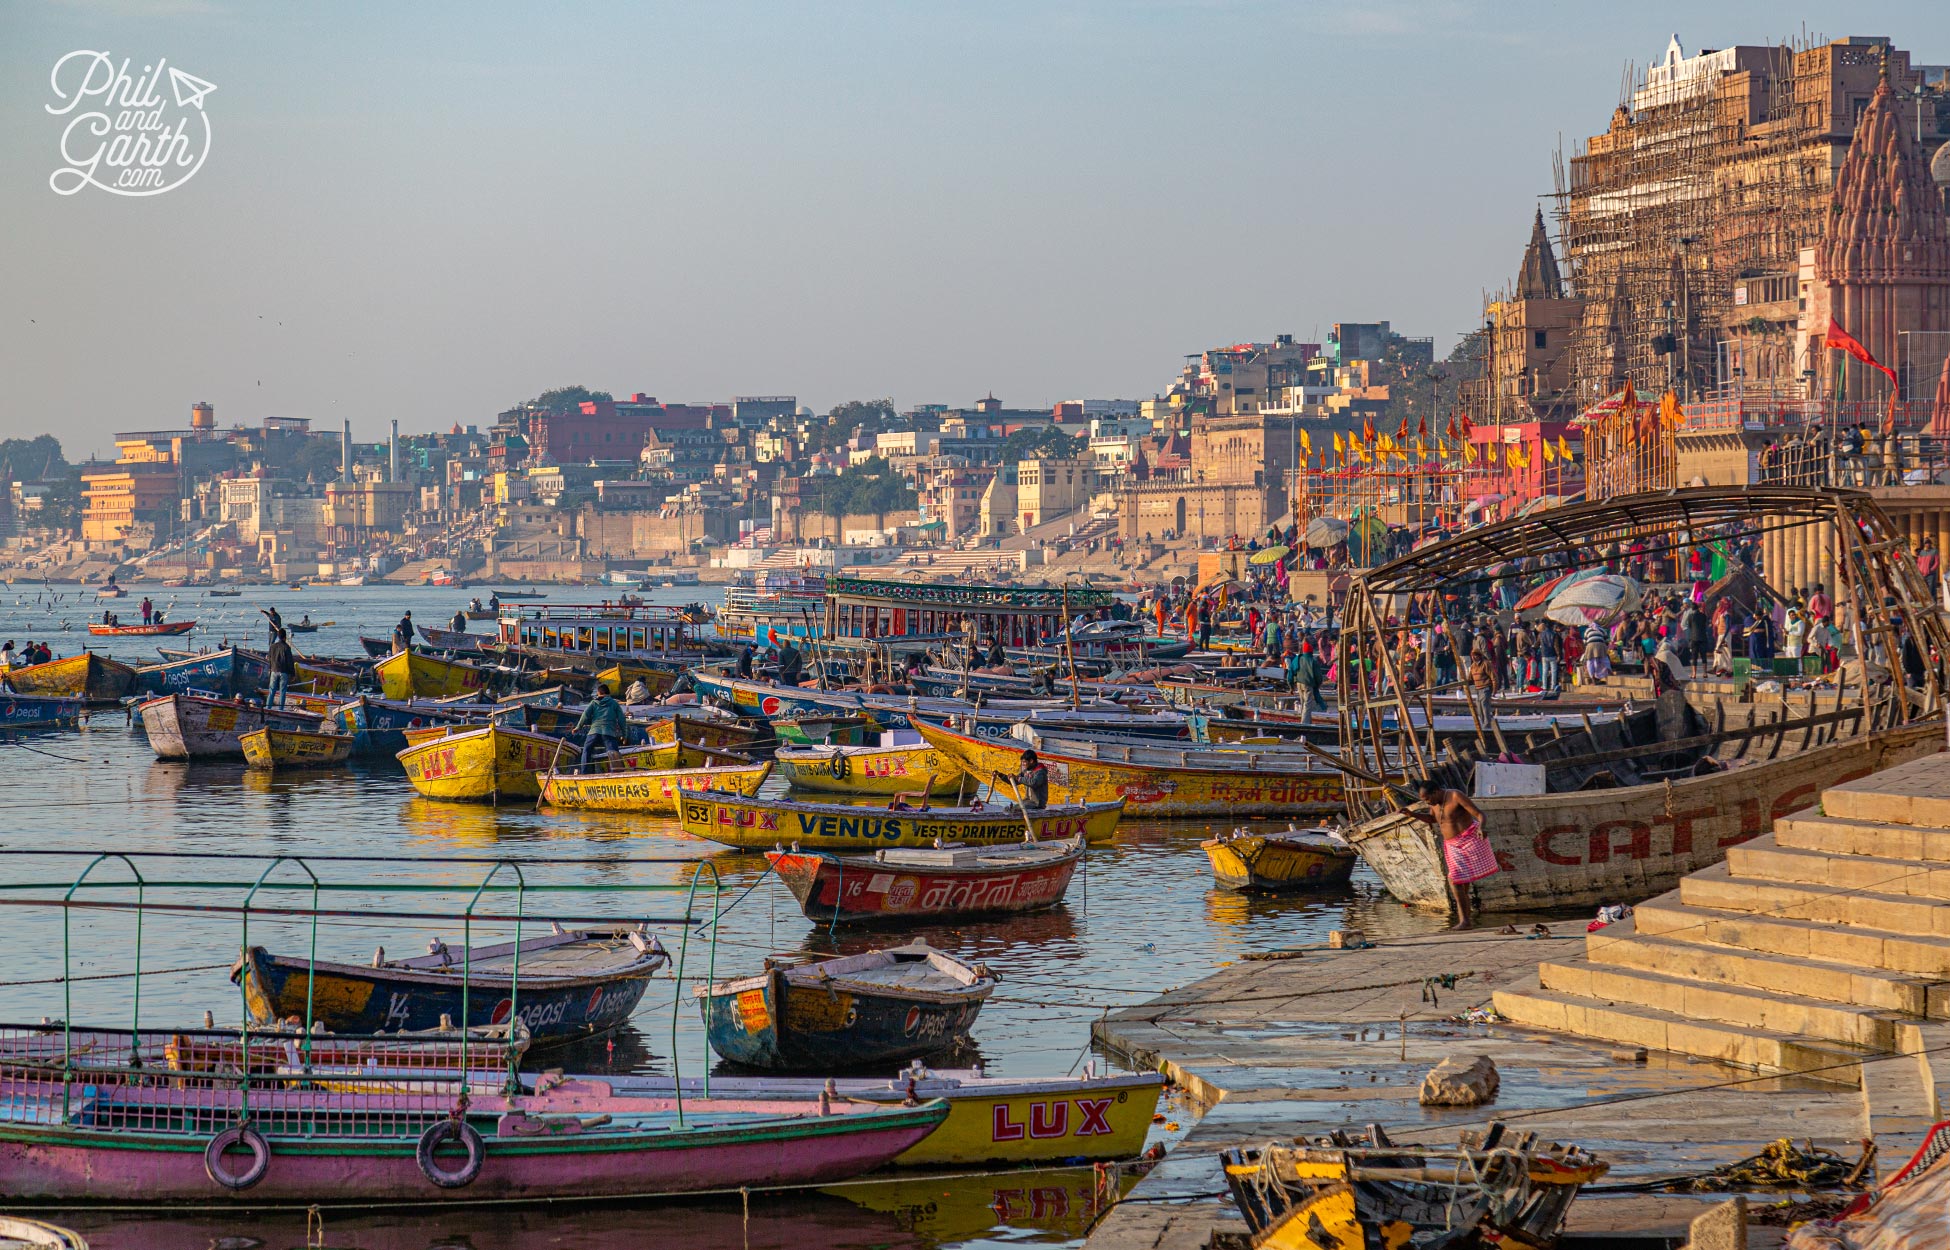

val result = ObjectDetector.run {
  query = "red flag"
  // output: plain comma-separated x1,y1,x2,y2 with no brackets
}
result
1416,415,1428,440
1443,415,1457,442
1362,416,1376,444
1395,417,1409,441
1825,319,1898,387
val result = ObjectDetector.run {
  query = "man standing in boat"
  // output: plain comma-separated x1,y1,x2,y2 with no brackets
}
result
572,687,626,773
265,625,296,709
262,605,283,646
393,611,414,655
1409,779,1492,929
141,596,153,627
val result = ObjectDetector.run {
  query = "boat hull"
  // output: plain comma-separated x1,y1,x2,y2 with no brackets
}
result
699,970,988,1072
239,728,354,770
1201,836,1357,892
0,1102,946,1204
396,726,690,802
85,621,195,636
138,695,323,760
607,1070,1163,1167
376,650,497,700
767,845,1080,923
678,791,1123,850
541,761,774,813
774,744,964,796
642,712,763,752
134,648,265,699
3,653,135,703
915,719,1344,818
0,694,83,730
1345,722,1946,914
240,948,654,1044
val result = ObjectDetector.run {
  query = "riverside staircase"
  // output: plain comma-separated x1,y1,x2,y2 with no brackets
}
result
1494,751,1950,1159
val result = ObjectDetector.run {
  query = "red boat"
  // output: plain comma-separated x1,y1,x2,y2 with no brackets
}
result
86,621,196,636
765,836,1084,925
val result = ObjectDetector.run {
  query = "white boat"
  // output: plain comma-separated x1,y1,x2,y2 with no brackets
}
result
137,692,325,760
338,573,368,586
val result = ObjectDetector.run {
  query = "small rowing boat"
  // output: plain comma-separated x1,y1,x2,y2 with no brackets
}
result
767,836,1083,924
240,726,355,770
417,624,486,652
376,650,496,700
1,651,136,703
237,928,668,1045
604,1062,1163,1167
773,739,964,796
1201,827,1357,892
396,724,720,802
86,620,195,636
596,662,679,699
0,693,84,731
540,759,774,813
698,940,994,1071
138,693,325,760
133,646,266,699
677,790,1124,851
639,710,765,752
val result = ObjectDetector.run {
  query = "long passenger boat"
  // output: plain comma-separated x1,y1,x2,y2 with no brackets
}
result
820,575,1118,651
677,789,1124,850
1,651,136,703
913,718,1345,818
496,602,729,662
718,570,828,642
540,759,775,813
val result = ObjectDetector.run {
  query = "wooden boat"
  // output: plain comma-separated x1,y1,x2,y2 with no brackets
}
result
237,928,668,1044
138,693,325,760
605,1062,1162,1167
1,651,136,703
773,740,964,796
360,634,395,658
690,674,1100,732
1345,719,1945,915
240,726,355,770
1202,827,1357,892
292,658,357,695
0,693,84,731
698,941,994,1071
86,620,195,636
465,608,499,621
376,649,499,700
206,587,243,597
285,621,320,634
133,646,265,698
767,836,1083,924
331,693,485,756
596,662,679,699
1222,1123,1607,1250
639,710,763,752
774,713,875,746
914,718,1345,818
0,1026,948,1204
541,759,773,813
678,789,1124,851
418,624,487,652
396,725,711,802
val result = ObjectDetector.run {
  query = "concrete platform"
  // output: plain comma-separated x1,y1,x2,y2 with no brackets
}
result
1086,929,1866,1249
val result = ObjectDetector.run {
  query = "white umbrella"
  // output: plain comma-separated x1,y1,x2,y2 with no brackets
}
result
1546,573,1642,627
1303,517,1351,548
1462,493,1505,516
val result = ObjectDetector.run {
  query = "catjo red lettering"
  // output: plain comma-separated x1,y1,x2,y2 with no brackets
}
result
1533,826,1581,866
1654,806,1715,857
1587,820,1650,864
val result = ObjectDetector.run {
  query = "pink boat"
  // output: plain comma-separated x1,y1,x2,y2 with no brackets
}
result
0,1026,946,1205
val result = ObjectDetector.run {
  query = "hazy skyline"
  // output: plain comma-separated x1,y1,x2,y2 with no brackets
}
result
3,1,1947,459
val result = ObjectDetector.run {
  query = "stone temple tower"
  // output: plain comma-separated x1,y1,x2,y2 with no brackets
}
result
1816,64,1950,401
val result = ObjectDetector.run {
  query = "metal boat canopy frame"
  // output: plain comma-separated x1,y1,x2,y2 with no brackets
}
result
1333,486,1949,817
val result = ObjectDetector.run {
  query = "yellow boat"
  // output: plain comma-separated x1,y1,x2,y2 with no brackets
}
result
293,660,356,695
540,760,774,813
677,790,1123,850
1201,828,1357,891
375,650,495,700
913,719,1344,819
396,725,707,802
773,740,963,796
595,663,677,699
240,726,354,770
643,712,765,752
2,651,136,702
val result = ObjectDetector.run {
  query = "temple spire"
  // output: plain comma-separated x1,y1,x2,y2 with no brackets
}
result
1517,207,1564,300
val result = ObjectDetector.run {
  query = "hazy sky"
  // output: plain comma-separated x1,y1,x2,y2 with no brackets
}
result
3,2,1947,459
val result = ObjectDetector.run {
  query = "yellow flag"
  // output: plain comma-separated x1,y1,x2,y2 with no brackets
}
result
1333,431,1345,456
1415,436,1426,460
1557,435,1572,461
1377,433,1394,455
1301,430,1312,457
1463,441,1478,464
1542,438,1556,464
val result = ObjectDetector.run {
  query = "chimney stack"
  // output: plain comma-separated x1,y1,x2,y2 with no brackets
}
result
342,420,353,483
389,420,399,482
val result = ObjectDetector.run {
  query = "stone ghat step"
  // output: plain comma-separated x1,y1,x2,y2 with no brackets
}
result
1635,895,1950,984
1820,754,1950,829
1728,834,1950,903
1537,957,1902,1049
1586,916,1941,1018
1775,811,1950,865
1492,980,1871,1082
1679,861,1950,940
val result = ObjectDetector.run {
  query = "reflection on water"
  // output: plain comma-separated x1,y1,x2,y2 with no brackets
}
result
0,588,1453,1248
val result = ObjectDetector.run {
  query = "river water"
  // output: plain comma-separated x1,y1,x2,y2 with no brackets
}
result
0,583,1449,1249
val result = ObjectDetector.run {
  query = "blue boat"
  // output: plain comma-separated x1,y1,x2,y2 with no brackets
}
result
697,941,994,1072
0,693,84,730
133,646,267,697
331,693,483,755
237,927,668,1046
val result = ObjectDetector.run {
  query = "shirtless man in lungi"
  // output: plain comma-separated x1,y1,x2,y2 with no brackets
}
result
1408,778,1492,929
